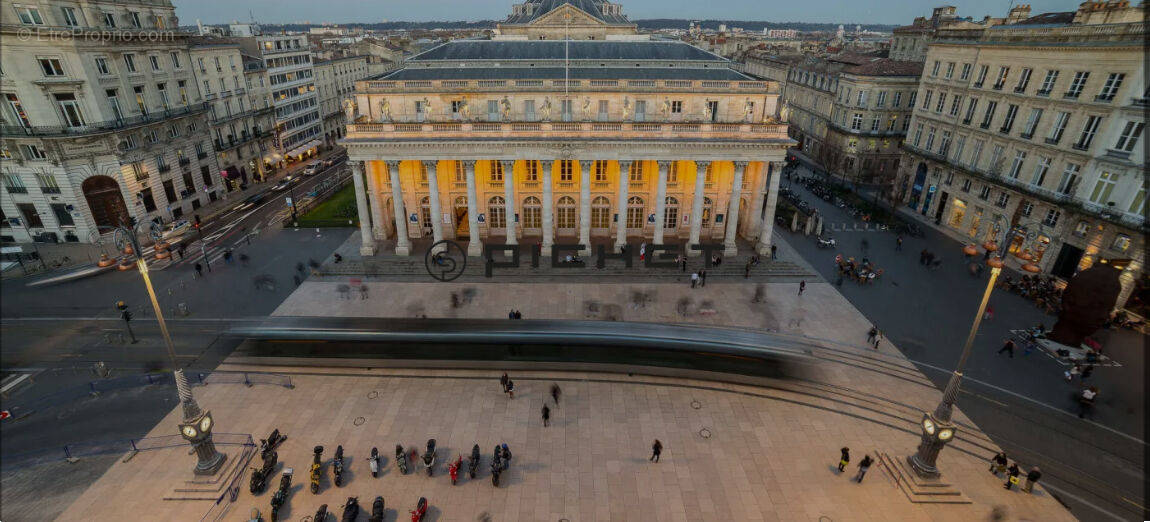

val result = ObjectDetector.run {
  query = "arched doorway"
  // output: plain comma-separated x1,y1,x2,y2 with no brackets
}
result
82,175,128,232
556,196,576,235
453,195,468,239
910,162,928,210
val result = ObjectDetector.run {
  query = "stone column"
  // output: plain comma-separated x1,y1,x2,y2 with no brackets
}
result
747,162,767,240
386,160,410,256
653,160,669,245
688,160,709,256
351,161,376,255
541,160,554,255
757,162,780,256
463,160,482,256
577,159,591,255
614,160,632,251
501,160,516,245
364,162,386,240
423,160,444,245
724,161,747,256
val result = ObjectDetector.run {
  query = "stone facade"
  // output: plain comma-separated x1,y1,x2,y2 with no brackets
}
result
0,0,223,243
314,56,371,149
497,0,639,41
237,34,322,162
894,1,1146,304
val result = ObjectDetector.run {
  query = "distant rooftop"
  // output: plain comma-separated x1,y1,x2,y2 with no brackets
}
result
410,40,726,62
503,0,630,25
380,66,750,81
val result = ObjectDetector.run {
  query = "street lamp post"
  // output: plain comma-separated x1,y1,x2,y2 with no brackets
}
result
907,253,1005,478
111,221,226,475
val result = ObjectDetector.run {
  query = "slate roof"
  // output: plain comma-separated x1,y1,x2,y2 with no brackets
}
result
1007,11,1076,26
379,67,751,81
503,0,630,25
409,40,726,62
843,59,924,77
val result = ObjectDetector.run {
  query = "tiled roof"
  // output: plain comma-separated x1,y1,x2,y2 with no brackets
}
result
843,59,924,77
1008,11,1076,26
503,0,630,25
379,66,751,81
410,40,726,62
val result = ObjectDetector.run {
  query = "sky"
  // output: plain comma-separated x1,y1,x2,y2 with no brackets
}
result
179,0,1089,26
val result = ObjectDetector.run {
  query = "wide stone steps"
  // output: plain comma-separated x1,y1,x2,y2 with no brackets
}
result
875,450,972,505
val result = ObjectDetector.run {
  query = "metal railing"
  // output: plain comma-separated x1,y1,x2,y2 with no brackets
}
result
0,432,254,471
350,121,788,140
0,102,210,137
361,78,775,94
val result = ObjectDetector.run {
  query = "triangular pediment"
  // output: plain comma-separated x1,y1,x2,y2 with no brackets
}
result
529,4,608,26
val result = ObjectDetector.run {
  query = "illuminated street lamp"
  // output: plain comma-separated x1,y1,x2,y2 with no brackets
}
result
110,220,226,475
908,253,1005,478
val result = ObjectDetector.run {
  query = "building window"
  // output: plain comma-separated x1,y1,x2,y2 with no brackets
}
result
870,117,880,132
489,160,503,182
663,196,679,229
995,192,1010,208
948,95,962,117
54,93,85,127
561,99,573,121
50,203,74,226
935,93,945,113
670,100,683,114
420,197,432,229
1113,121,1144,152
626,196,644,229
959,63,972,81
1128,188,1145,215
876,91,887,107
857,90,867,107
1048,112,1070,143
1057,163,1080,195
39,58,64,77
17,203,43,228
924,126,937,150
851,113,862,130
931,60,940,77
1042,209,1060,227
523,100,535,121
961,178,972,193
556,196,576,228
559,160,573,182
22,144,48,160
1020,201,1033,217
1031,157,1051,187
979,101,997,129
488,196,506,228
1007,150,1027,179
962,97,978,124
1112,234,1132,253
974,64,988,87
16,6,45,24
4,173,27,193
1097,73,1124,102
593,160,607,182
1089,171,1119,204
1073,221,1090,237
522,196,541,228
629,162,643,182
454,161,465,182
525,160,539,181
124,54,137,73
892,92,902,107
1014,68,1032,93
968,140,984,168
887,114,897,131
591,196,610,228
921,90,932,110
1066,71,1089,98
912,123,923,147
987,145,1005,174
945,62,955,79
95,57,110,75
170,52,181,69
939,131,952,156
907,91,916,108
999,104,1018,134
1021,108,1042,138
993,66,1009,90
1074,115,1102,150
597,100,609,121
149,55,161,71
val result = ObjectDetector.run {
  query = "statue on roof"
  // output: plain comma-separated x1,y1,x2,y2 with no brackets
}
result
379,98,391,122
703,101,714,122
621,97,632,121
459,98,471,121
501,96,512,121
343,97,358,121
541,97,553,121
660,97,670,120
743,99,754,122
581,96,592,121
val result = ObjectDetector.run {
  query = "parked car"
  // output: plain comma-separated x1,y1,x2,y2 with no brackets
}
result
161,220,191,240
234,192,267,211
303,161,322,176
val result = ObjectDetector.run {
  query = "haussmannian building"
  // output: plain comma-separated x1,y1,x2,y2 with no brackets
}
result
894,1,1146,305
342,0,793,258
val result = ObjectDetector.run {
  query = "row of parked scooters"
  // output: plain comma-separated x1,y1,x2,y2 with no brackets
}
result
248,430,507,521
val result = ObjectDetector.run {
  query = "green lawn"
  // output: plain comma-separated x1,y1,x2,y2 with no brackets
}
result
298,184,358,225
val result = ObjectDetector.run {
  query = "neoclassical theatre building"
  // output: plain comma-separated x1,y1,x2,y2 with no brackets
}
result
342,0,793,257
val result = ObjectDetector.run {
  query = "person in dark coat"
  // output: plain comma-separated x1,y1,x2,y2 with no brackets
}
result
853,455,873,482
699,268,707,287
541,405,550,427
989,452,1008,475
500,373,509,393
551,383,561,405
997,339,1015,358
650,440,663,463
1004,463,1021,490
837,447,850,472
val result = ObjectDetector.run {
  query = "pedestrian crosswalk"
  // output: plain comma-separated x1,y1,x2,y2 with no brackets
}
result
151,230,258,271
824,222,891,233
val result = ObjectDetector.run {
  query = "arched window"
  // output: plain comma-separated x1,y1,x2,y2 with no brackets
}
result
626,196,645,229
591,196,611,228
701,197,713,227
420,196,432,229
488,195,506,228
664,196,679,229
522,196,541,228
556,195,576,228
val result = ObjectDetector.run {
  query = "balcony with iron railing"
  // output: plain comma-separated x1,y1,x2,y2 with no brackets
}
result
178,157,191,166
5,185,28,194
348,121,790,142
40,186,61,194
213,131,265,151
0,102,210,138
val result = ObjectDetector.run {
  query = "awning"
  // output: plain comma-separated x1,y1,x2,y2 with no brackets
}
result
285,139,322,158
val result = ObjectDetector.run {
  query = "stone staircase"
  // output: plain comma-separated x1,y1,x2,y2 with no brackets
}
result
163,444,255,501
875,450,972,505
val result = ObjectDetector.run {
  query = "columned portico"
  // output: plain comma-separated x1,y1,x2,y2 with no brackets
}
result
502,160,517,245
423,160,445,246
364,162,386,240
386,160,410,255
541,160,554,255
688,160,710,256
758,162,781,255
724,161,747,256
614,160,632,252
351,161,376,255
463,160,482,256
653,160,669,245
578,159,591,255
747,162,768,241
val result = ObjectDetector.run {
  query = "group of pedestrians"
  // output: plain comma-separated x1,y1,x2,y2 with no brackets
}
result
689,269,707,288
507,310,523,319
989,452,1042,493
499,373,516,399
866,326,883,350
919,249,941,270
834,447,873,483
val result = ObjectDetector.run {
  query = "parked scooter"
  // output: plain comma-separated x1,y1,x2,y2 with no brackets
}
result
367,447,381,478
310,446,324,494
332,445,346,487
410,497,428,522
491,446,503,487
269,468,293,522
422,439,437,477
313,504,329,522
249,450,279,494
467,444,481,479
369,496,385,522
449,455,462,485
817,236,836,249
395,444,409,474
340,497,360,522
259,429,286,460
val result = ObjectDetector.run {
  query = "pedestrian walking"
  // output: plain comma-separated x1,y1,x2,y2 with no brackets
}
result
699,268,707,287
506,379,515,399
867,327,878,344
293,274,301,286
650,440,663,463
770,244,777,260
239,253,249,267
989,452,1008,475
1080,364,1094,381
1023,466,1041,493
1078,386,1097,418
873,335,881,351
895,235,903,251
690,272,699,288
359,285,369,300
541,405,550,427
223,249,233,264
1003,463,1021,490
501,444,512,470
853,455,873,483
1064,363,1081,382
997,339,1015,358
177,246,185,260
744,261,752,279
798,280,806,296
500,373,509,392
679,256,687,272
514,310,522,319
550,383,561,405
639,242,646,262
194,263,203,278
837,447,850,472
509,310,516,319
920,249,928,265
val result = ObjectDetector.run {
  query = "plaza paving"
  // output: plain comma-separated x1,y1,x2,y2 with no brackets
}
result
54,233,1075,521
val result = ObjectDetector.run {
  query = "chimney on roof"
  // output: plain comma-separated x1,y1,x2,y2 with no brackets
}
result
1007,4,1032,24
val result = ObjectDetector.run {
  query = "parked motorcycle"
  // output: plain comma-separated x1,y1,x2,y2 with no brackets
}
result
249,450,278,494
368,446,381,477
467,444,481,479
490,458,502,487
816,236,836,249
369,496,385,522
410,497,428,522
340,497,360,522
313,504,329,522
422,439,437,477
259,429,286,460
269,468,293,522
333,445,346,487
395,444,409,474
448,455,461,485
310,446,324,494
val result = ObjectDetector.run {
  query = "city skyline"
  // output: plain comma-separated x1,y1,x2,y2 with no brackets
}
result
178,0,1088,26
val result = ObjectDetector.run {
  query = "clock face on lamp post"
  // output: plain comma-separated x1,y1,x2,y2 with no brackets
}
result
180,411,214,443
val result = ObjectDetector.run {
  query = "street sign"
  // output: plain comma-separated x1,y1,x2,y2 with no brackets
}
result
285,197,293,206
0,410,10,421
